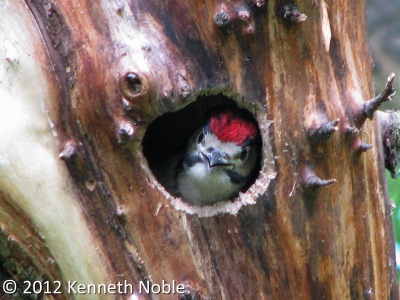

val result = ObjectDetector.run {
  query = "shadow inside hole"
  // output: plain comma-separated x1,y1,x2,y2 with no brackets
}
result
142,93,261,203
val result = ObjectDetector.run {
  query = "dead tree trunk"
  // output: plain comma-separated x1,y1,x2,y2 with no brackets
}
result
0,0,398,299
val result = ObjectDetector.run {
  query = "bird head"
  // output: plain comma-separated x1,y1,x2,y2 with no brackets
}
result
178,107,261,205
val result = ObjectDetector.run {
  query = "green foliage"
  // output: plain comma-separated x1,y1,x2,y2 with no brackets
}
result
388,172,400,240
387,171,400,281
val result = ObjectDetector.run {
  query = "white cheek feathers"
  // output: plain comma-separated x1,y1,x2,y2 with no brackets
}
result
177,162,238,206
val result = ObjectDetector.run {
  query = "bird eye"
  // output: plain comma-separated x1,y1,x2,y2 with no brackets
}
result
197,131,205,144
239,147,249,161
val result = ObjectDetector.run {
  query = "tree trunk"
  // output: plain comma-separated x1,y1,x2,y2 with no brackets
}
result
0,0,398,299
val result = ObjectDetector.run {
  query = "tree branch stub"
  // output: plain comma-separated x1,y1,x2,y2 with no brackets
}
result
301,164,336,191
364,73,396,119
280,3,307,23
307,118,340,144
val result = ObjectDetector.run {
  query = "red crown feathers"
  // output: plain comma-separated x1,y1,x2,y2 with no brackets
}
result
209,110,258,146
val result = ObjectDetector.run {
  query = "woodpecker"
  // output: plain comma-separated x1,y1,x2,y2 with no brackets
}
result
175,107,261,206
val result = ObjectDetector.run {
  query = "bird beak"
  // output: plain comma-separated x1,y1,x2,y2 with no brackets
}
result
203,150,229,168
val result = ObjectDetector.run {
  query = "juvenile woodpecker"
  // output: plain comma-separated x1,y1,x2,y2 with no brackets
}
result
176,107,261,206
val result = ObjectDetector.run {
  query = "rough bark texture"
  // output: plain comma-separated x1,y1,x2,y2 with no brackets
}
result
0,0,398,299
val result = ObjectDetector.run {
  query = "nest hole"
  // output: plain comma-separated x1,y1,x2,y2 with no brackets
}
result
142,93,262,205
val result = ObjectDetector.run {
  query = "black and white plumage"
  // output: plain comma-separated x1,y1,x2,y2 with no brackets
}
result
172,107,261,206
153,107,260,206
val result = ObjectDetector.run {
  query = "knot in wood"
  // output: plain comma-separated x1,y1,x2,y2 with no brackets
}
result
125,72,142,95
120,71,150,103
213,11,231,27
254,0,265,7
116,120,136,143
281,4,307,23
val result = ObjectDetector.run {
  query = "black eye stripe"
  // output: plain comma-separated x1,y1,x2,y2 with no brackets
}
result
237,146,250,161
183,153,203,167
240,148,248,160
226,169,246,185
197,132,205,144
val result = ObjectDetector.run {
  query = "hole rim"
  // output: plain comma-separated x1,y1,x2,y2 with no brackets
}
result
141,88,276,217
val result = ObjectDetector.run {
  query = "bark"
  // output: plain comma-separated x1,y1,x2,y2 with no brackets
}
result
0,0,398,299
